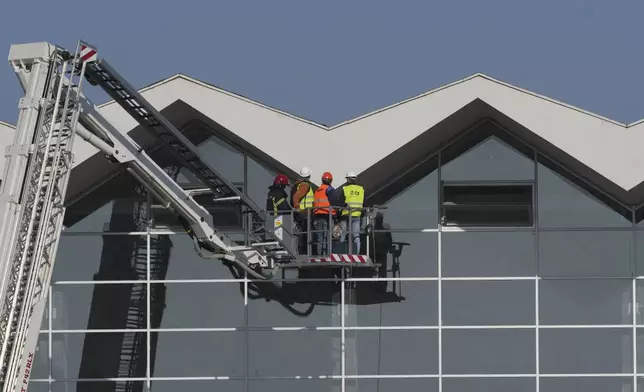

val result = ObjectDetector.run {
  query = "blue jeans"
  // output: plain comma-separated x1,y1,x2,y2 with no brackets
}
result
340,217,361,254
313,216,330,255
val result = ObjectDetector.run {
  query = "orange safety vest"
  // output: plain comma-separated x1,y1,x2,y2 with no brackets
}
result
313,184,335,216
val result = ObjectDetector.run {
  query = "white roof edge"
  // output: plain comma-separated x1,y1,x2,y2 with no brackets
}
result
95,70,641,131
0,120,15,129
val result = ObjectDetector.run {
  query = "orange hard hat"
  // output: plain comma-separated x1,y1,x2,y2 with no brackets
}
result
322,172,333,181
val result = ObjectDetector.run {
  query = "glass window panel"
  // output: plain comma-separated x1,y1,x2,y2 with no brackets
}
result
149,380,243,392
382,170,438,230
345,280,438,327
24,383,49,392
441,136,535,181
540,328,632,374
345,330,439,375
540,377,632,392
373,232,437,278
53,235,148,282
540,279,632,325
247,155,277,210
50,381,145,392
443,377,535,392
153,331,243,377
442,329,535,374
248,330,340,377
65,196,148,233
31,333,48,381
537,163,631,228
51,332,147,379
347,378,438,392
442,231,536,277
635,232,644,276
159,234,245,280
152,282,244,328
49,284,147,330
248,279,340,328
248,379,342,392
442,281,535,326
538,231,632,278
636,329,644,373
195,136,245,183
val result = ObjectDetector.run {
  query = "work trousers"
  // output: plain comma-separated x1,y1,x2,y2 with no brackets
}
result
313,215,331,255
340,216,361,254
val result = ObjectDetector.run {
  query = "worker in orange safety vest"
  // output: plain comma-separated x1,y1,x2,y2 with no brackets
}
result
312,171,335,255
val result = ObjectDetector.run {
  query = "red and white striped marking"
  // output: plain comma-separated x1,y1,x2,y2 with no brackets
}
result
309,254,369,264
79,44,97,62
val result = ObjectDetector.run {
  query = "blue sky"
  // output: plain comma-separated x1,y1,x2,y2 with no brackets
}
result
1,0,643,126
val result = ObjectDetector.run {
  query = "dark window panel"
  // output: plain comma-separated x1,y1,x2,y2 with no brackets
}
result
537,162,632,228
540,328,632,374
151,282,244,329
247,155,277,211
441,136,535,182
347,378,438,392
442,281,535,326
443,377,535,392
248,330,341,377
54,235,148,282
442,231,536,277
152,331,243,377
441,184,534,227
156,234,244,280
31,334,49,381
49,284,147,330
380,171,439,231
345,330,439,376
248,379,342,392
540,377,632,392
51,332,147,379
50,381,146,392
636,329,644,373
635,233,644,276
24,382,50,392
149,380,243,392
538,231,632,278
345,281,438,327
370,232,437,278
540,279,632,325
442,329,535,375
248,279,340,328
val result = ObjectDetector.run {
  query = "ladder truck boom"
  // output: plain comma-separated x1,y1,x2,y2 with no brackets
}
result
0,40,377,392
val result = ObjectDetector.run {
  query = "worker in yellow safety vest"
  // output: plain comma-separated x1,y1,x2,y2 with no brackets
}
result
334,172,365,254
290,167,315,253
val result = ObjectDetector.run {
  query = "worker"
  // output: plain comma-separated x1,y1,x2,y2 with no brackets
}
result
312,171,336,255
266,174,291,216
333,172,365,254
290,167,315,254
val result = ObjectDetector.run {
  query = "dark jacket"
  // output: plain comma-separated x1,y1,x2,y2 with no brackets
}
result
266,185,291,214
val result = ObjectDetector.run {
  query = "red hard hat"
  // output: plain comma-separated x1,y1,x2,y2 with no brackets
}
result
322,172,333,181
274,174,289,185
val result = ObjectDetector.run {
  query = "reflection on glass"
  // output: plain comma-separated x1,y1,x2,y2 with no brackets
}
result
345,330,439,375
540,328,632,374
537,163,631,228
538,231,632,278
383,171,438,230
248,379,342,392
442,231,535,277
441,136,535,182
150,380,243,392
540,378,632,392
346,378,438,392
442,378,535,392
54,235,148,282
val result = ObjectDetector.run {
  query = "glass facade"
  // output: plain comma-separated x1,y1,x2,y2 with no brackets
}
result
27,124,644,392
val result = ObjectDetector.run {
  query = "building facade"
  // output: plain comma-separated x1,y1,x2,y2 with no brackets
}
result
2,73,644,392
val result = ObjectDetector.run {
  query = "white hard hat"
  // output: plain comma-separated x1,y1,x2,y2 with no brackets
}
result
299,167,312,178
345,171,357,178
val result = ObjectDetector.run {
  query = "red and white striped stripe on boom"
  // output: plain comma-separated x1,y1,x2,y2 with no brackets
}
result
79,43,97,62
308,254,369,264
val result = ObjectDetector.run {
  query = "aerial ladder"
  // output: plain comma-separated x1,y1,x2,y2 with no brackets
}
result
0,41,375,392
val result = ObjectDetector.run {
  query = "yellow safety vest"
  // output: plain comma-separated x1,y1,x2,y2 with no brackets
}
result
342,184,364,217
297,182,314,211
272,197,286,214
